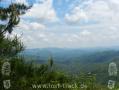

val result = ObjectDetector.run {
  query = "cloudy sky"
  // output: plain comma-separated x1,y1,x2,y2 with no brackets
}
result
1,0,119,48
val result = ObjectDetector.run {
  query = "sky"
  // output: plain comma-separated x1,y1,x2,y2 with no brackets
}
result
1,0,119,49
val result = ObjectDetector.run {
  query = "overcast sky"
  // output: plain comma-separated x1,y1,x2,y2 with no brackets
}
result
1,0,119,48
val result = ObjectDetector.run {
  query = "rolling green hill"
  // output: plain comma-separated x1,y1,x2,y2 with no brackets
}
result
21,48,119,84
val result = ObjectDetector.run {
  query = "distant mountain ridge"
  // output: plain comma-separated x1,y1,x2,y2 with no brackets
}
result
21,47,119,63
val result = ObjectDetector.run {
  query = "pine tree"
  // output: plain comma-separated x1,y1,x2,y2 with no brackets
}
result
0,1,31,90
0,2,31,57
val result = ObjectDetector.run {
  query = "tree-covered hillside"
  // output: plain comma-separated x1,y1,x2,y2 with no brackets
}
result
21,48,119,85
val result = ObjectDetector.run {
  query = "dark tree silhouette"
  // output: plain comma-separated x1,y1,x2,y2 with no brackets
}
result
0,2,31,57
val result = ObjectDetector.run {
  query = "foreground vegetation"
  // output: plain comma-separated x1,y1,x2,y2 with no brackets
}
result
0,56,112,90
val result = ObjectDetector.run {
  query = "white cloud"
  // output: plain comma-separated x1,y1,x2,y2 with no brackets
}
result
24,0,58,22
86,0,119,26
109,0,119,4
65,6,88,23
14,0,28,5
29,22,46,30
65,0,119,24
17,20,46,30
85,0,113,23
14,0,119,48
79,30,91,36
17,24,119,48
